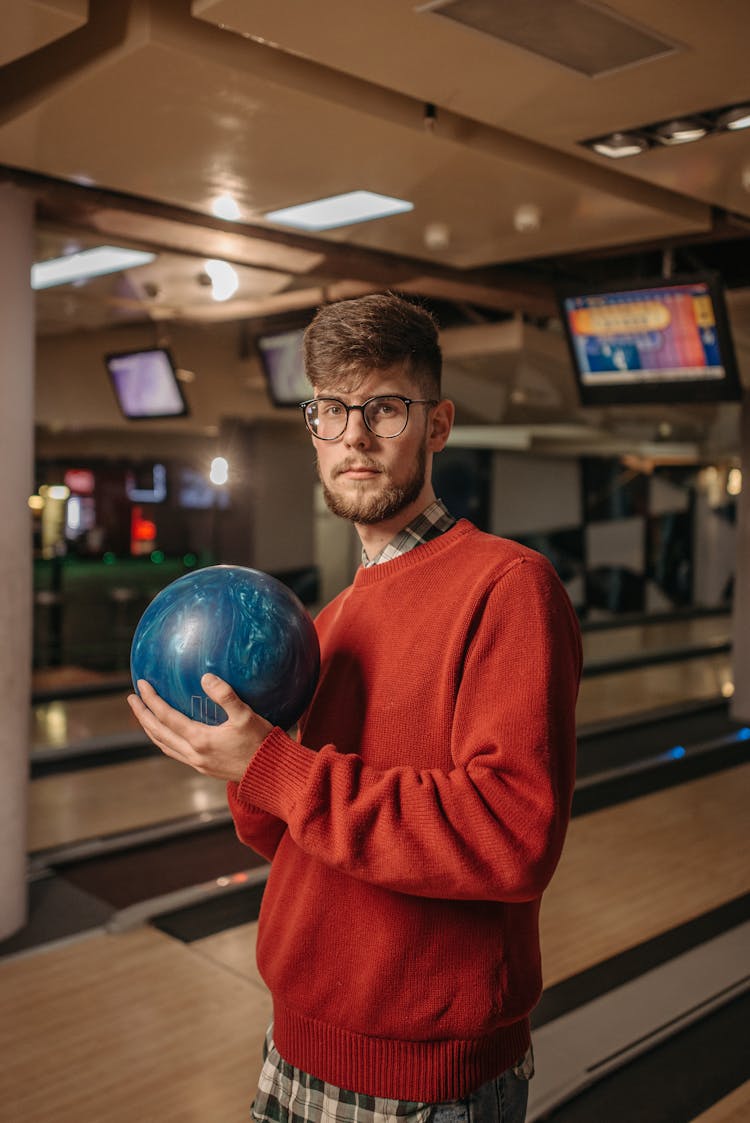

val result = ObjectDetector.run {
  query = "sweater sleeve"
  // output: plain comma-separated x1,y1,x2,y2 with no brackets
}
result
225,782,288,862
235,559,582,901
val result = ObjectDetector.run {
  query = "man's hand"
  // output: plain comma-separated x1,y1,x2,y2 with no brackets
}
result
127,673,273,782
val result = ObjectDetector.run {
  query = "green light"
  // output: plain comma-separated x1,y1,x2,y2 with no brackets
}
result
183,553,197,567
150,550,165,564
103,552,116,565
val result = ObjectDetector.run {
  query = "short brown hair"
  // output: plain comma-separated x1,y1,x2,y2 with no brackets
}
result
303,292,442,398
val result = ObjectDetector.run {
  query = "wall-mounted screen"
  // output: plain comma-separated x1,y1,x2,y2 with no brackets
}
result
557,273,742,406
105,348,189,419
257,328,313,407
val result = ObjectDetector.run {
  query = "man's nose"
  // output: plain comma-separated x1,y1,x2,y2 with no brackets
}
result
343,406,373,446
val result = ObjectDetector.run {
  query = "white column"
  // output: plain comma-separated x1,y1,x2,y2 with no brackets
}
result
731,397,750,722
0,184,34,939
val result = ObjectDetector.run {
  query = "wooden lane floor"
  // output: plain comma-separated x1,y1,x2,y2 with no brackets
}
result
189,762,750,992
32,690,146,757
539,761,749,986
5,762,747,1122
582,611,731,668
30,612,732,759
692,1082,750,1123
28,647,736,856
575,649,733,728
0,925,272,1123
29,755,228,854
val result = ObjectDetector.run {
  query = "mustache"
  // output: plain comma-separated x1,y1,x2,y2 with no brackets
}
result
331,456,384,478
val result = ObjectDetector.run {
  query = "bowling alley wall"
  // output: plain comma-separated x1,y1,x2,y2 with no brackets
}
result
31,321,738,672
435,447,736,620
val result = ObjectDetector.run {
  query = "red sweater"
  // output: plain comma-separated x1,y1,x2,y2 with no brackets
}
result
227,520,582,1102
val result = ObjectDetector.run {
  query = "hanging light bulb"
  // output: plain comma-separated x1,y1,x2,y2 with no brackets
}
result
203,260,239,302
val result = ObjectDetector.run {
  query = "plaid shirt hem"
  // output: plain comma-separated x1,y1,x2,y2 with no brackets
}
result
252,1025,432,1123
252,1027,534,1123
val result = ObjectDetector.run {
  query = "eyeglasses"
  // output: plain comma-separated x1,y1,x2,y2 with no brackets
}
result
300,395,438,440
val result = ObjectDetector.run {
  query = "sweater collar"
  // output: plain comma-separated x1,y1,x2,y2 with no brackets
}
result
361,499,457,568
353,520,474,587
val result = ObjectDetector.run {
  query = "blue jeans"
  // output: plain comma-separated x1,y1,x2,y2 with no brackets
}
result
430,1068,528,1123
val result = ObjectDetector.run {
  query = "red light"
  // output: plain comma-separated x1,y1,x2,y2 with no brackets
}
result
131,506,157,553
64,468,95,495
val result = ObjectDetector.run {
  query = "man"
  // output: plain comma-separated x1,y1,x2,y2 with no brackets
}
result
128,293,582,1123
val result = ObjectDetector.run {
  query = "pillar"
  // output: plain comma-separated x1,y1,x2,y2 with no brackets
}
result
0,184,35,938
731,397,750,722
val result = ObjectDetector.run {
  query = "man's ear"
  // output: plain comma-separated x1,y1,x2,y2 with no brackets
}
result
428,398,455,452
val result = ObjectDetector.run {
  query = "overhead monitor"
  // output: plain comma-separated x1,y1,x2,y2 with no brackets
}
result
557,273,742,406
105,347,189,419
257,327,313,407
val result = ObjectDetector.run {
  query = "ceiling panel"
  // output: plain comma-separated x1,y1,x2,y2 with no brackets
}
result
0,2,710,276
0,0,746,453
196,0,750,218
0,0,88,67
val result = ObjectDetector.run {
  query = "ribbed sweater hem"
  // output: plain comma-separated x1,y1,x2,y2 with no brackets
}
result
272,1002,531,1103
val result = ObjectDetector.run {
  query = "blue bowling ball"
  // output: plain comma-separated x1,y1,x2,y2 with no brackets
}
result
130,565,320,729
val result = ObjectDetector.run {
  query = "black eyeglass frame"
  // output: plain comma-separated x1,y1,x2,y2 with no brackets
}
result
299,395,438,440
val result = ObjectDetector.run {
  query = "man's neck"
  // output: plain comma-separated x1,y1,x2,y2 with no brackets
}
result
355,487,437,560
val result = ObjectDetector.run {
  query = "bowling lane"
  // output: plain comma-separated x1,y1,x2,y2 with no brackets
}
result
29,756,228,854
32,690,145,759
691,1082,750,1123
10,766,747,1123
188,763,750,993
576,649,733,727
582,611,730,669
539,761,750,986
30,613,733,764
28,646,737,855
0,925,272,1123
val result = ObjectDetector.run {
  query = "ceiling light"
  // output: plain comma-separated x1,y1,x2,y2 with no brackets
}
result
652,119,707,145
718,105,750,132
31,246,156,290
203,259,239,302
211,193,242,221
513,203,542,233
210,457,229,486
264,190,413,231
590,132,649,159
424,222,451,249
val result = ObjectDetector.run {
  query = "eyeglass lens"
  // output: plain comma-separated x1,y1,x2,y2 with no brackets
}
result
305,396,409,439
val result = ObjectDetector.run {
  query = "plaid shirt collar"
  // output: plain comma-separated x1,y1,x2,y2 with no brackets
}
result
361,499,456,568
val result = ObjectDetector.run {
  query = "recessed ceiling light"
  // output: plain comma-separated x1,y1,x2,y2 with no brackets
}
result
211,193,242,221
718,105,750,132
590,132,649,159
264,190,414,231
652,119,707,145
31,246,156,290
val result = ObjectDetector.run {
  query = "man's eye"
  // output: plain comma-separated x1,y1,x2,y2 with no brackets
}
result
372,401,396,416
321,403,344,417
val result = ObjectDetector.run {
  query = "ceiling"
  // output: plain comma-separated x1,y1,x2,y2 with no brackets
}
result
2,0,750,458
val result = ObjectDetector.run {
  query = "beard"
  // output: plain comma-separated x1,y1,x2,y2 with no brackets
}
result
319,441,427,525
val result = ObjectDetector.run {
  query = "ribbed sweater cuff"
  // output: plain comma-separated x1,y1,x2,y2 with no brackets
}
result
237,727,317,820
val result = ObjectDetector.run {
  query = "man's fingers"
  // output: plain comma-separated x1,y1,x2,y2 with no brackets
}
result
128,692,195,759
135,679,204,735
201,673,255,722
